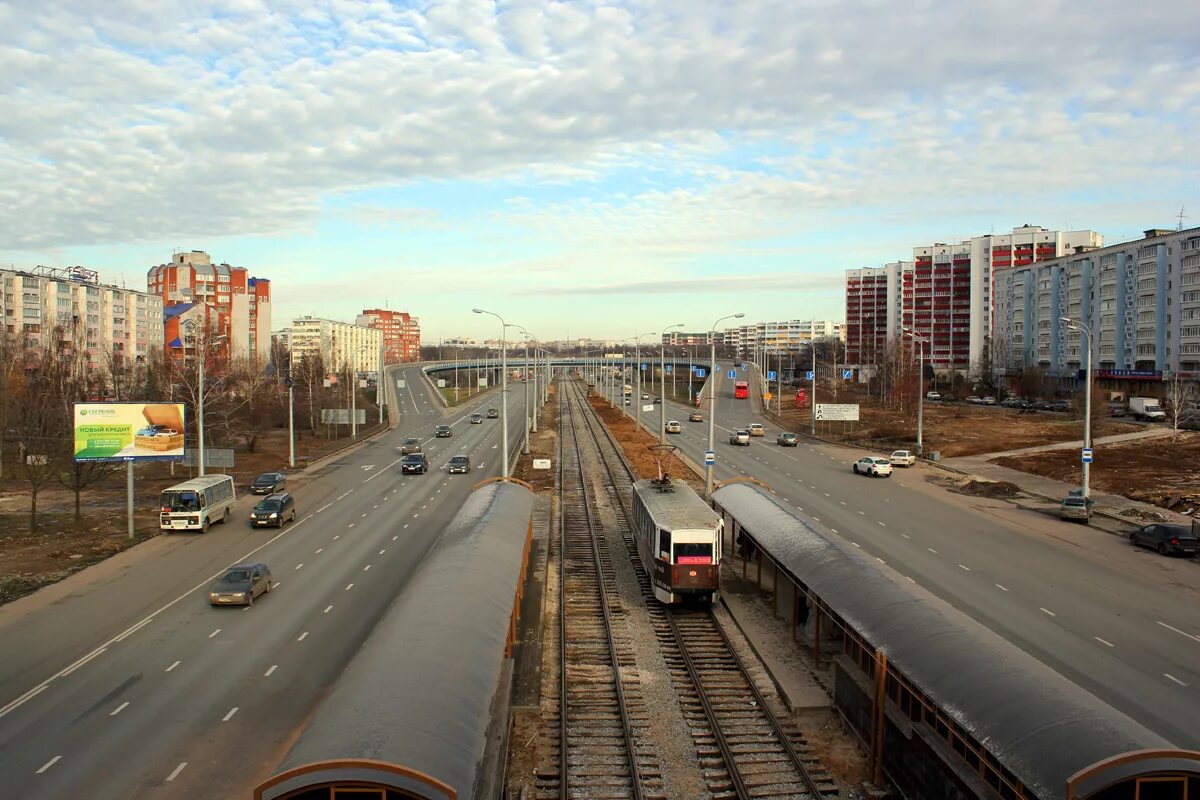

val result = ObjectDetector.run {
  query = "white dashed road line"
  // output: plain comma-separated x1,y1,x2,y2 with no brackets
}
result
1040,607,1056,617
957,564,971,572
296,632,308,642
1094,637,1114,648
995,584,1008,592
110,701,129,716
36,756,62,774
264,665,278,677
1156,621,1200,643
166,762,188,782
165,660,181,672
208,629,221,639
222,707,239,722
1164,673,1188,687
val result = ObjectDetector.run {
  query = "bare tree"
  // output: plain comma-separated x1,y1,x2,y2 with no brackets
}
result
9,364,67,531
1165,373,1198,440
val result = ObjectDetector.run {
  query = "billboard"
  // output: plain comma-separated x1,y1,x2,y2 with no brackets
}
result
814,403,860,421
74,403,186,462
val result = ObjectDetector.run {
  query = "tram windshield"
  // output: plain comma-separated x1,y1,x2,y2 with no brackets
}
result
675,543,713,564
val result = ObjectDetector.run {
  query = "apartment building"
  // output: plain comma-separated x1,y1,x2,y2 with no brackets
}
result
357,308,420,364
661,331,724,346
906,226,1102,371
1,265,163,371
994,227,1200,384
721,320,843,359
147,250,272,365
288,316,384,374
845,262,910,365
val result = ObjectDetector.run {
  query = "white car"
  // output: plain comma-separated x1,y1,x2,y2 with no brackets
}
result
889,450,916,467
853,457,893,477
748,423,765,437
729,430,751,446
966,395,982,404
925,391,941,401
981,396,997,405
665,420,682,434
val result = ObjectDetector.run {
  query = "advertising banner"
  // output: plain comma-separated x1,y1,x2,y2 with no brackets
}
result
73,403,186,462
814,403,860,422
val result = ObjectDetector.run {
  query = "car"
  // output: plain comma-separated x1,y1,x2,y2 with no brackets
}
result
653,397,662,404
398,438,422,455
435,424,452,438
209,563,272,606
777,432,798,447
401,453,429,474
470,413,483,423
1108,404,1127,417
925,391,941,401
748,423,765,437
250,492,296,528
486,407,499,418
729,430,751,446
853,456,893,477
689,411,704,422
1059,495,1093,524
136,424,180,437
1033,399,1055,411
642,393,650,401
665,420,682,434
249,470,284,494
981,396,997,405
965,395,981,404
1129,523,1199,556
447,455,471,474
1048,400,1071,413
251,472,286,495
623,398,632,406
889,450,916,467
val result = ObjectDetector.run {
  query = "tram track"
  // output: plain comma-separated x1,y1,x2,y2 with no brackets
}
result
566,380,835,800
536,386,662,800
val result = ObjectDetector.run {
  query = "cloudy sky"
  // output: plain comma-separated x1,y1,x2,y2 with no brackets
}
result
2,0,1198,342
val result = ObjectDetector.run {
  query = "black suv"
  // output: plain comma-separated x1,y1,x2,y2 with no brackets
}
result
250,492,296,528
435,424,452,438
251,472,286,495
448,455,471,474
401,453,429,474
486,407,499,418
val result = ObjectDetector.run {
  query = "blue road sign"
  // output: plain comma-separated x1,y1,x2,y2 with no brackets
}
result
640,363,647,371
740,363,748,371
704,450,715,466
1082,447,1093,464
806,370,815,381
665,364,672,374
695,368,706,378
842,369,853,380
767,370,777,380
727,370,736,379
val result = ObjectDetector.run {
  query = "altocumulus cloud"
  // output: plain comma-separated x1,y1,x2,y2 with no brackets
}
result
0,0,1197,251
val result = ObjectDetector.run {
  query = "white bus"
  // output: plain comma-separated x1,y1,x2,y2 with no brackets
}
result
159,475,237,532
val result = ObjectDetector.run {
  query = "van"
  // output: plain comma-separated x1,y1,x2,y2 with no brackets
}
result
160,475,237,532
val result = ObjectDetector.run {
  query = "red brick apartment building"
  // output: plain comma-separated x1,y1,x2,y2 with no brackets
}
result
357,309,421,365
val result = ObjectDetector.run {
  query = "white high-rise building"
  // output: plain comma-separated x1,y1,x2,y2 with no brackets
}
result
288,316,384,374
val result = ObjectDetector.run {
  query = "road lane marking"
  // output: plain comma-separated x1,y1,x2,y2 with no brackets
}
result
166,762,187,782
36,755,62,774
392,535,398,540
403,524,409,529
1156,621,1200,643
363,564,372,571
857,510,865,515
165,660,181,672
900,533,911,539
1040,607,1056,617
345,583,354,591
323,605,333,614
294,563,304,570
337,490,354,500
1164,673,1188,687
208,629,221,638
379,549,387,555
995,584,1008,592
110,701,129,716
876,557,886,564
906,576,916,583
957,564,970,571
315,548,323,554
296,632,308,642
928,548,938,554
877,521,886,527
222,707,239,722
1094,637,1114,647
333,535,340,539
60,647,107,677
316,503,332,513
361,513,367,518
851,542,860,547
114,618,153,643
347,524,354,529
264,665,278,677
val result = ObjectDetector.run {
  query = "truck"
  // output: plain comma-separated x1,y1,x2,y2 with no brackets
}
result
1129,397,1166,421
623,384,633,397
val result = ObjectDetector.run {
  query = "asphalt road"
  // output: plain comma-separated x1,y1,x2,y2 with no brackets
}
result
598,368,1200,747
0,363,531,799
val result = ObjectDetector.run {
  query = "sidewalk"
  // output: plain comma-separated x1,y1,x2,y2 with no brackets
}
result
941,430,1193,533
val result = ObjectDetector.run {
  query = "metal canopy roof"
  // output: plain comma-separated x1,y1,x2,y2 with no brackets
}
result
711,481,1182,800
273,481,534,798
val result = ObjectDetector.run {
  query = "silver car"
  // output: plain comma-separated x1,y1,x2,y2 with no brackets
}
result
729,429,750,446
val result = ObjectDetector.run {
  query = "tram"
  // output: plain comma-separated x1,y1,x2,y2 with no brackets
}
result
631,478,723,604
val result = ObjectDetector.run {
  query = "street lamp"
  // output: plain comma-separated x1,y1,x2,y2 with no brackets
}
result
474,308,510,477
516,326,536,452
706,312,745,496
633,331,656,434
903,328,928,454
660,323,685,441
1062,317,1093,500
182,319,225,477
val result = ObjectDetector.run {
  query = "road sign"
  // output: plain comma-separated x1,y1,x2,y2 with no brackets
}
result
842,369,853,380
436,379,446,388
396,379,406,388
695,368,706,378
767,370,777,380
665,365,672,374
640,363,648,371
727,370,736,379
1082,447,1094,464
533,459,552,470
806,370,814,381
740,363,747,371
815,403,860,421
704,450,715,466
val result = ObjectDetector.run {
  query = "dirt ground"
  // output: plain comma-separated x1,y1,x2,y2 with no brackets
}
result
0,424,377,605
994,431,1200,513
588,393,705,494
513,387,559,493
769,384,1139,458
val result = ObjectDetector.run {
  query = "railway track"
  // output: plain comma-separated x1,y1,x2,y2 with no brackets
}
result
568,380,835,799
537,388,662,800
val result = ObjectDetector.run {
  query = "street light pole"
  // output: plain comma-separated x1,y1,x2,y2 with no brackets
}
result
475,308,510,477
634,331,655,434
660,323,684,442
183,319,208,476
706,312,745,496
903,328,927,454
1062,318,1093,499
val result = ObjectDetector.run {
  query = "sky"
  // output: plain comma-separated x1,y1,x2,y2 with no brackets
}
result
2,0,1198,342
